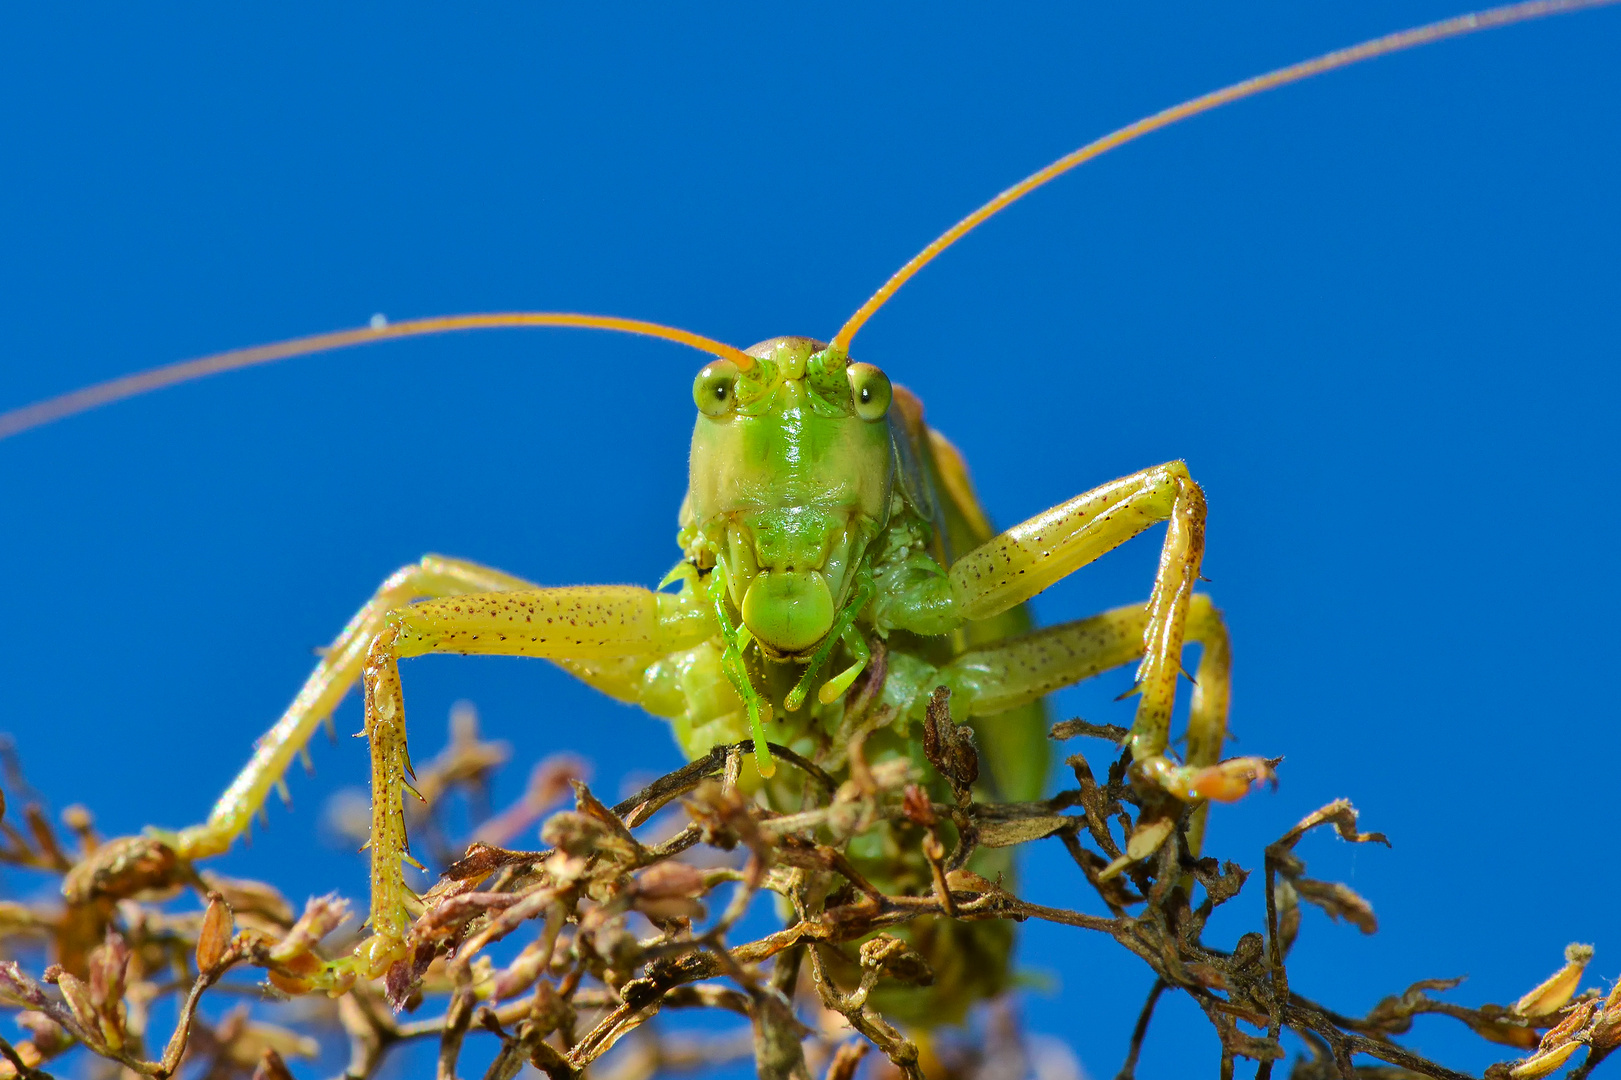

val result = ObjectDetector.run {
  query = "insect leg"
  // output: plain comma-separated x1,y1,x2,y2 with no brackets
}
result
357,584,714,969
172,554,542,862
941,462,1259,794
930,596,1266,855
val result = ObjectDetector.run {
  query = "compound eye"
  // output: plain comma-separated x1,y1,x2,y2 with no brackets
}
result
693,360,740,417
846,362,892,421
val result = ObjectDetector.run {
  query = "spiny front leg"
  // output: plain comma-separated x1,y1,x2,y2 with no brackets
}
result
359,625,414,969
355,584,714,973
1126,462,1206,769
63,555,545,953
167,554,539,862
948,463,1230,776
928,596,1267,841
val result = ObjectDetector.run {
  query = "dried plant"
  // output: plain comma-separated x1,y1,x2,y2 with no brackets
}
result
0,692,1613,1080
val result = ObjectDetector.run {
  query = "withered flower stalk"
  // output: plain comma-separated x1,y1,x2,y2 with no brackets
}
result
0,703,1609,1080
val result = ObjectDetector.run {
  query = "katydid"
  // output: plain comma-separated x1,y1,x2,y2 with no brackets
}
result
1,0,1610,1023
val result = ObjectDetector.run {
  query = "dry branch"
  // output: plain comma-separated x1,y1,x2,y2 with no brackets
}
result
0,709,1610,1080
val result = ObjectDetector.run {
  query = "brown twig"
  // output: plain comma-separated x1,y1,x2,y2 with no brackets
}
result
1114,978,1166,1080
0,713,1603,1080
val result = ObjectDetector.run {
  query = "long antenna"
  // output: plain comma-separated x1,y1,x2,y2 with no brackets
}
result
830,0,1618,355
0,313,754,441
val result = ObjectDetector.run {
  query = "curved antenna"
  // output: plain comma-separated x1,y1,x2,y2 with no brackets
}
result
0,312,754,441
831,0,1618,354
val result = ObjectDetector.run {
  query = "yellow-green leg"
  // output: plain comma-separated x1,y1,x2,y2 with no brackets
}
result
356,582,715,970
931,595,1265,874
935,594,1259,799
171,554,542,863
924,461,1272,872
943,462,1248,787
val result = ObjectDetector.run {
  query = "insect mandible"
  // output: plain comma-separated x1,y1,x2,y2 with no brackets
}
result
1,0,1617,1033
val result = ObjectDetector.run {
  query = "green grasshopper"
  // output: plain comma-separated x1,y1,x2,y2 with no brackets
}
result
2,0,1609,1021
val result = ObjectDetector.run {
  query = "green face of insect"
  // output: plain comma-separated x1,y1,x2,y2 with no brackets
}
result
684,337,894,658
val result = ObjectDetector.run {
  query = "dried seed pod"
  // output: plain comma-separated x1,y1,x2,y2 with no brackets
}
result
921,687,978,797
973,811,1070,848
0,962,50,1011
859,935,934,986
900,784,938,827
631,861,707,922
60,835,183,904
633,861,706,900
541,811,627,858
1513,943,1594,1019
1472,1017,1543,1051
1099,815,1176,881
196,893,235,973
49,970,100,1048
1231,932,1266,973
1504,1039,1581,1079
943,869,1003,897
529,979,572,1037
1590,981,1621,1050
1537,999,1597,1051
15,1011,68,1057
86,931,129,1010
444,841,526,881
1185,963,1230,990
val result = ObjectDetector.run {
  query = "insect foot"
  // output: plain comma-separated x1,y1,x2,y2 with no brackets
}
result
1134,753,1280,804
352,928,411,983
1094,756,1280,881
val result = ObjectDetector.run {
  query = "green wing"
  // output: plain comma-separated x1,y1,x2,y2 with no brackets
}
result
889,386,1050,803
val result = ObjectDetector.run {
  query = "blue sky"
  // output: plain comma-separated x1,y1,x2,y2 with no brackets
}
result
1,4,1618,1076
